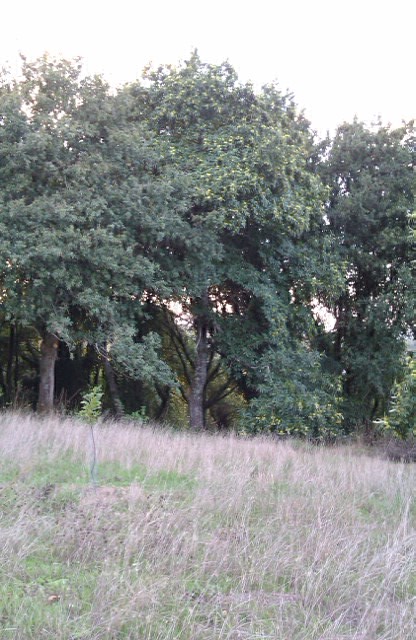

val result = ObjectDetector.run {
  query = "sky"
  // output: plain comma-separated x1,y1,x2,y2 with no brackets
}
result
1,0,414,136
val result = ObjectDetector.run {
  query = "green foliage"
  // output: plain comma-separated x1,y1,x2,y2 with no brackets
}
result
0,55,175,411
0,54,414,434
126,53,337,432
319,120,415,429
127,406,149,423
77,386,103,423
241,341,343,439
108,329,174,387
376,357,416,438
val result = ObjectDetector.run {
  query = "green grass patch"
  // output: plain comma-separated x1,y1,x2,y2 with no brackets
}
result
144,469,197,492
357,490,407,520
96,459,147,486
0,461,20,484
1,552,100,639
31,453,88,486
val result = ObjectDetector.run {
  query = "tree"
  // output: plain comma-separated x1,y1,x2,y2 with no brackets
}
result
319,120,415,430
0,56,171,412
122,53,340,433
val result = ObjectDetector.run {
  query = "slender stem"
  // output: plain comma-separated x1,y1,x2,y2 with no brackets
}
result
89,422,98,488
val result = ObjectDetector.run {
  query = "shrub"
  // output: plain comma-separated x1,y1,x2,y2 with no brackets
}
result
376,357,416,439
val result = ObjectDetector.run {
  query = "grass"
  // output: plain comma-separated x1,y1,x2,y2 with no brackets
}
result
0,413,415,639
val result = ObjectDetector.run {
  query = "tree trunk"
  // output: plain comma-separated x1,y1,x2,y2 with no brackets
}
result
189,320,209,430
14,324,19,398
155,384,171,422
103,357,124,419
6,324,16,404
38,332,58,413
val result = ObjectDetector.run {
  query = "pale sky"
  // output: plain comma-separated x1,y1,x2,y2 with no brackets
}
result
1,0,414,136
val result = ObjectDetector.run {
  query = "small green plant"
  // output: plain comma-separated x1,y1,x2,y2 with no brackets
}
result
128,406,149,423
78,386,103,424
78,386,103,487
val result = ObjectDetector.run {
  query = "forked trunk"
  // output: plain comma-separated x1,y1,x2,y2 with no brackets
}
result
38,332,58,413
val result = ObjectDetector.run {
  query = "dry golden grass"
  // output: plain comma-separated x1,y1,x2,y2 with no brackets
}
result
0,412,415,639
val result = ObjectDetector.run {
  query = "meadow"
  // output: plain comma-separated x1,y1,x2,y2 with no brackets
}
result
0,413,415,639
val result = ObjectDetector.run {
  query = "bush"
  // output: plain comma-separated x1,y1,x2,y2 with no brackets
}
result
376,357,416,439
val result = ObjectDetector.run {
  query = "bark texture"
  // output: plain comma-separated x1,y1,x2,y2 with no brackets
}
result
103,357,124,419
38,332,59,413
189,320,209,430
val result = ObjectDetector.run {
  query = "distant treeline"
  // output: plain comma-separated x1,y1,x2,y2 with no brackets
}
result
0,53,414,436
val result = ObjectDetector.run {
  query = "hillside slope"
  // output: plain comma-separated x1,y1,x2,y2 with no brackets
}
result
1,414,415,639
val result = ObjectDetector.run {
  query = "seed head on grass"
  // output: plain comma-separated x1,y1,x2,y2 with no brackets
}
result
0,412,415,639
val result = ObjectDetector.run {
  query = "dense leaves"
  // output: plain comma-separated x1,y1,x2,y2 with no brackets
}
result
319,121,415,430
0,57,172,410
376,356,416,438
0,55,414,437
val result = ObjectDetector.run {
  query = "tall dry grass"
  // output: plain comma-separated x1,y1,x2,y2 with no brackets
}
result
0,412,415,639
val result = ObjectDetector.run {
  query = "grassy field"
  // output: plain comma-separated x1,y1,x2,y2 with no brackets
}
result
0,413,415,640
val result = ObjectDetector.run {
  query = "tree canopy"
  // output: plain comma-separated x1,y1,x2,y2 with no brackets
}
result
0,54,414,438
319,120,415,430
